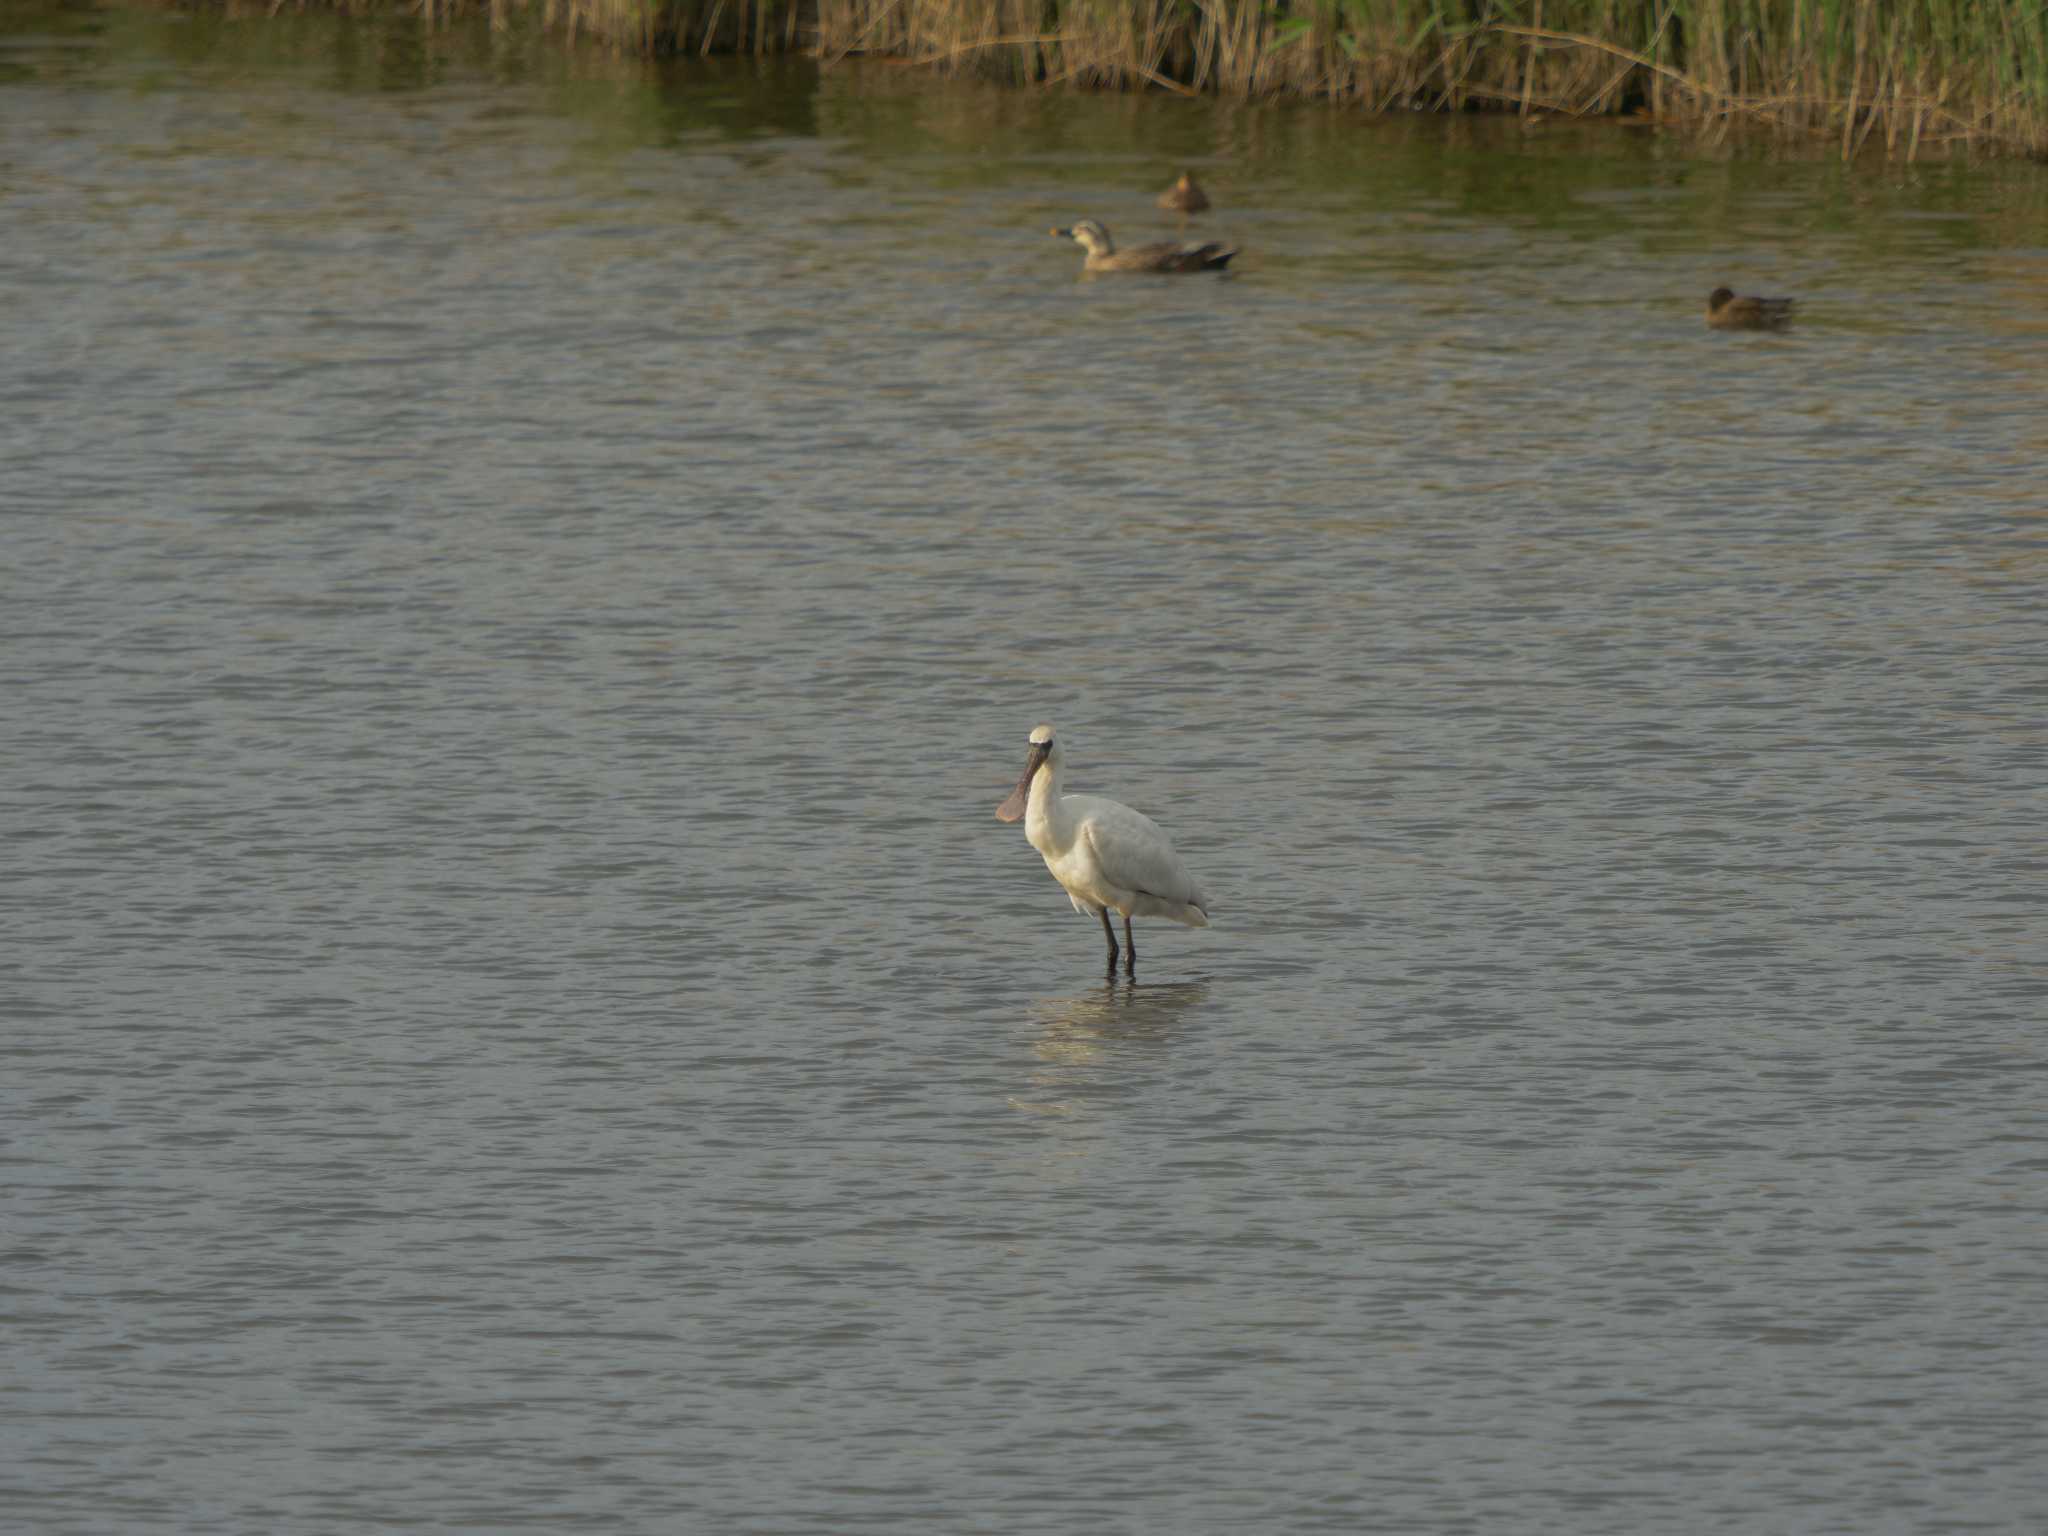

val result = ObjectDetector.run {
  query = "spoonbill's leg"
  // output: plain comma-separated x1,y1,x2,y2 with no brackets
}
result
1122,914,1137,976
1098,908,1120,972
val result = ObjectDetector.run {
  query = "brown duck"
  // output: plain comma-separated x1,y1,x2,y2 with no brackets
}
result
1051,219,1236,274
1707,287,1795,331
1157,172,1211,216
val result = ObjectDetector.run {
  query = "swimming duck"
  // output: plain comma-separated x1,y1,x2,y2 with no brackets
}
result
1707,287,1795,331
1051,219,1236,274
1157,171,1211,216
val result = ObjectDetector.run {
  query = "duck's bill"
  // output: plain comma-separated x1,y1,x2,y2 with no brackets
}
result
1050,226,1071,238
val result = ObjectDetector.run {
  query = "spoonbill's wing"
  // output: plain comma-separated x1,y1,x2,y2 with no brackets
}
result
1081,802,1206,910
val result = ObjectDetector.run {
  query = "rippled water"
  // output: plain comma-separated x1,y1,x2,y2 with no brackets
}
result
5,4,2047,1531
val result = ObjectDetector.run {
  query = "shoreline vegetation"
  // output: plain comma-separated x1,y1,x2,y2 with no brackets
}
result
181,1,2048,158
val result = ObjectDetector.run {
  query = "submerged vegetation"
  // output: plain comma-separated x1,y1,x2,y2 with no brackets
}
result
188,0,2048,156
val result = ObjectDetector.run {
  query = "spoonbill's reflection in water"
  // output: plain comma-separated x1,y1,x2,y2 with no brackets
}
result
1033,977,1212,1055
995,722,1212,976
1011,979,1212,1115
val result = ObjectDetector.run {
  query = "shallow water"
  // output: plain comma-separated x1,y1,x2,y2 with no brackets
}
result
4,5,2047,1532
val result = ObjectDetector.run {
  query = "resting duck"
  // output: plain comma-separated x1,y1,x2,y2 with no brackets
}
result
1157,171,1211,216
1707,287,1795,331
1051,219,1236,274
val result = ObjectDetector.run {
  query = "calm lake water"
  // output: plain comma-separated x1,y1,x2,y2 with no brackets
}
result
5,3,2047,1532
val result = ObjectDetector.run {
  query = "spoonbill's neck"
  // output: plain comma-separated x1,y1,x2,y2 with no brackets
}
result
1024,759,1072,854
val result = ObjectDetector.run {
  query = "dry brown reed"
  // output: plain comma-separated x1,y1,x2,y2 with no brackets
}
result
187,0,2048,157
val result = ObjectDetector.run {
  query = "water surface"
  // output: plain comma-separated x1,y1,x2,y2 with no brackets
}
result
4,5,2046,1532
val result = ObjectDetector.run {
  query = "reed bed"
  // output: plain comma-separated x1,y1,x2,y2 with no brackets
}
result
199,0,2048,156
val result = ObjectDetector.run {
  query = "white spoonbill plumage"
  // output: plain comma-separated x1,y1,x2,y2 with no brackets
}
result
994,723,1211,975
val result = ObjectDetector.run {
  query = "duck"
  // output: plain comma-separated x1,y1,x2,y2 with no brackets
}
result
1707,287,1795,331
1050,219,1236,274
1157,171,1211,216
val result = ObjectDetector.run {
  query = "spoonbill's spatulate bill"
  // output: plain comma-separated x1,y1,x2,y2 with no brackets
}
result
994,722,1211,976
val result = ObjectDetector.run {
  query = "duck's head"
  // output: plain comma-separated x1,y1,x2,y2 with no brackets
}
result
995,722,1061,822
1707,287,1736,310
1051,220,1113,257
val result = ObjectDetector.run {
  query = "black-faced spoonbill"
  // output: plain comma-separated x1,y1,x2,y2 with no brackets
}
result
995,722,1211,976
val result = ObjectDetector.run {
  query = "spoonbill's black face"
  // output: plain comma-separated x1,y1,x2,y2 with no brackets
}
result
994,738,1053,822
